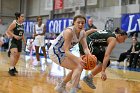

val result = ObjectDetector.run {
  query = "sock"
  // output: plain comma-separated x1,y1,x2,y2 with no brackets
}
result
37,61,40,64
10,66,14,70
45,58,47,62
88,73,93,78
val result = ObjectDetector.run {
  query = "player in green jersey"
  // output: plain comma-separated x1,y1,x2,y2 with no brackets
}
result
79,28,128,89
6,12,26,76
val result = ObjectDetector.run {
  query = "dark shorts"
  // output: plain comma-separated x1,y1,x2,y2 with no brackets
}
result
10,41,22,52
79,44,110,67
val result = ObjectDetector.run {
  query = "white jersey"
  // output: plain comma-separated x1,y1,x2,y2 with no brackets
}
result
49,26,84,64
34,23,45,46
35,23,45,35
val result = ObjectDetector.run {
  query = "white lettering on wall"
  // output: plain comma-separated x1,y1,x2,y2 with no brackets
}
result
48,19,73,33
127,15,137,33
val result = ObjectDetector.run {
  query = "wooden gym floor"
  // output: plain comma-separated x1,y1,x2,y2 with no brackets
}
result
0,51,140,93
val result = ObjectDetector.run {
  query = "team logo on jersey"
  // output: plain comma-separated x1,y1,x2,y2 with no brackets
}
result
19,31,23,36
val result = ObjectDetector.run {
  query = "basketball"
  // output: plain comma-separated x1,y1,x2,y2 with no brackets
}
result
81,54,97,70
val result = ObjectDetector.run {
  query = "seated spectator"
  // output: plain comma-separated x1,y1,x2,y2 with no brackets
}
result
85,17,97,35
128,37,140,68
116,50,131,64
116,37,139,66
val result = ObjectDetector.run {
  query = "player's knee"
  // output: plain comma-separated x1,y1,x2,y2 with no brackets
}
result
11,51,18,57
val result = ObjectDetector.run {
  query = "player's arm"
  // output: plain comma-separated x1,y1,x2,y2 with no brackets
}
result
80,31,91,55
33,25,38,37
86,28,98,36
63,29,84,64
6,22,16,38
101,37,116,80
22,34,26,45
6,22,21,40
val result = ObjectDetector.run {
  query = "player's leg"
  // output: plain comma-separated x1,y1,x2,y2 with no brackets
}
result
49,48,83,93
35,46,40,66
9,47,18,76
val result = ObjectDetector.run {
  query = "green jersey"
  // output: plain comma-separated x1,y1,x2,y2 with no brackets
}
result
12,22,24,42
10,22,24,52
79,30,115,67
87,30,116,46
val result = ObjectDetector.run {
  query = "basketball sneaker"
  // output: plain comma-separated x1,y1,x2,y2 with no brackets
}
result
8,68,16,76
54,83,67,93
14,67,18,73
83,75,96,89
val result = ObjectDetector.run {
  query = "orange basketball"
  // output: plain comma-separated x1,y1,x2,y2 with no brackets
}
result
81,54,97,70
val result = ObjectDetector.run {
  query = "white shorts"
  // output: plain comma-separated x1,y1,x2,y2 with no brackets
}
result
34,35,45,47
49,46,65,65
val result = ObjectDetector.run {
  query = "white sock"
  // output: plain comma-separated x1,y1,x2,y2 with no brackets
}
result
45,58,47,62
37,61,40,63
88,73,93,78
10,66,14,70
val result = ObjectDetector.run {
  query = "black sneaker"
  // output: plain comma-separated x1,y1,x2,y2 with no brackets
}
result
8,69,16,76
14,67,18,73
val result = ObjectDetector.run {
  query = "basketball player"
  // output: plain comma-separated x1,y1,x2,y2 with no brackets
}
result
79,27,128,89
6,12,26,76
33,16,47,66
49,15,91,93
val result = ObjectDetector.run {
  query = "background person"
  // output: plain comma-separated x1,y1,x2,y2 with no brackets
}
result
115,37,139,66
6,12,26,76
33,16,47,66
85,17,97,35
128,37,140,68
0,34,4,46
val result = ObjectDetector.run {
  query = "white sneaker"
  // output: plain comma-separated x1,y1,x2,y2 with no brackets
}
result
115,61,120,66
54,83,67,93
112,61,119,66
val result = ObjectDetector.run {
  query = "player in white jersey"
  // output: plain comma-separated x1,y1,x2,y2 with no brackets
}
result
49,15,91,93
33,16,47,66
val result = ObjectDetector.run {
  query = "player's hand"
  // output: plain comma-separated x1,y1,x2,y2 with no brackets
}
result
79,58,86,68
14,35,22,40
101,71,107,81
